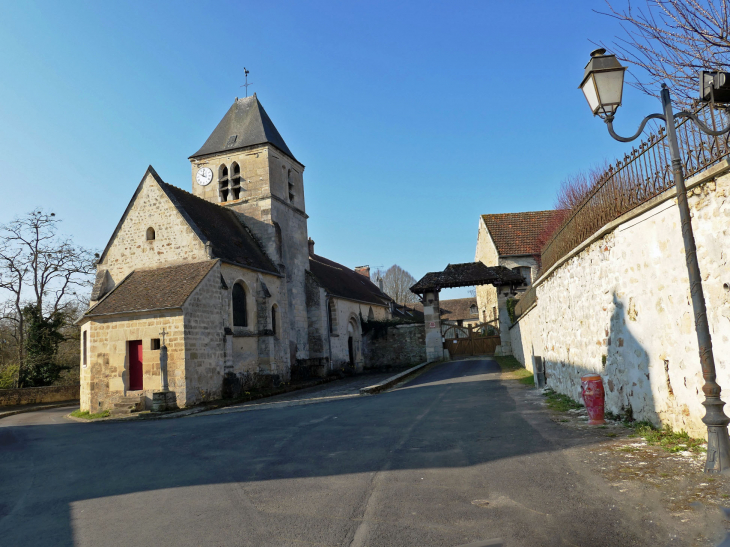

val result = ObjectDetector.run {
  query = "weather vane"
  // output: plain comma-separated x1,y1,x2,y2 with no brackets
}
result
240,67,253,97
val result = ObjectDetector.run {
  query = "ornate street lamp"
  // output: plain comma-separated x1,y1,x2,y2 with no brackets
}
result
581,48,730,473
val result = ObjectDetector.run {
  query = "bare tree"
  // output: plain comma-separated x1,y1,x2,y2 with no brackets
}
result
600,0,730,105
0,210,96,385
372,265,419,304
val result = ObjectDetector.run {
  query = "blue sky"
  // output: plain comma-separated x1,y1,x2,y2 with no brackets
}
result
0,0,660,300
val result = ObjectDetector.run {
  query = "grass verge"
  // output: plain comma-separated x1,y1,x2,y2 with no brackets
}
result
630,421,706,454
542,390,706,454
70,409,110,420
543,388,583,411
493,355,535,386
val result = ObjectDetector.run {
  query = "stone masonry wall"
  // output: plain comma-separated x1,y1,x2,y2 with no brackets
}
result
101,173,207,288
362,323,426,370
475,219,499,323
191,145,310,362
329,298,390,372
510,166,730,437
80,312,185,412
0,385,79,407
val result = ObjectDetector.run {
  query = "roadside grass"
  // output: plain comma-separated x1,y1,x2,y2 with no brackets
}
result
543,388,583,411
70,409,110,420
541,389,706,454
629,421,706,454
493,356,535,386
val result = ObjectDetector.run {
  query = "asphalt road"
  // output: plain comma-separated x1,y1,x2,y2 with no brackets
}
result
0,359,681,546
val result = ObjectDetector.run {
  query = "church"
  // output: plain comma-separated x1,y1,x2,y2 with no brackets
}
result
77,95,395,413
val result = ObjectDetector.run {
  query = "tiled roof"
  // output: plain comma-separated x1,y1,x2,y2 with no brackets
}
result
410,262,523,294
392,303,424,323
190,94,296,161
411,298,478,321
308,254,391,306
481,210,563,256
158,180,280,275
85,261,217,317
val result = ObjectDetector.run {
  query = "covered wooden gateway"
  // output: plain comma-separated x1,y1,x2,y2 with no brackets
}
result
410,262,523,359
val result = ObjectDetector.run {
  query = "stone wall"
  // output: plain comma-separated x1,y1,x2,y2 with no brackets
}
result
362,323,426,370
329,298,390,372
100,173,208,290
0,385,80,407
509,163,730,437
191,144,311,362
475,219,500,323
80,311,186,412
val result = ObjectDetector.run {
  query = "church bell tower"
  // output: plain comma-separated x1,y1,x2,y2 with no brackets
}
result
189,94,310,360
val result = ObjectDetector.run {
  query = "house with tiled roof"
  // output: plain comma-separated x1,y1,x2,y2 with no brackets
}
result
474,210,562,353
76,95,398,413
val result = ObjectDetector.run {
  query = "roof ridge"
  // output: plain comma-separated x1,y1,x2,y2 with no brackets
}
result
482,210,557,217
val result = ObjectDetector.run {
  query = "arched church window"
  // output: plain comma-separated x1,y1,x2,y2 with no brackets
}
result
271,304,277,336
230,162,241,200
368,306,374,320
328,299,337,334
287,169,295,202
146,227,155,241
219,164,229,203
232,282,247,327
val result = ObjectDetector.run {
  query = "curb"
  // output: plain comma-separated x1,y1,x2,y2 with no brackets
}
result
65,375,343,423
359,361,434,395
0,402,79,420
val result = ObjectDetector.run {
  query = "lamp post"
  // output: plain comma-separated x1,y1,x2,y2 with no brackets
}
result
581,48,730,473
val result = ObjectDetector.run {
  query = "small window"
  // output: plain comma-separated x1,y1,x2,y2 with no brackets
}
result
328,300,337,333
146,227,155,241
151,338,161,350
470,305,478,316
271,305,277,335
287,169,295,202
368,306,374,320
82,330,87,367
232,283,248,327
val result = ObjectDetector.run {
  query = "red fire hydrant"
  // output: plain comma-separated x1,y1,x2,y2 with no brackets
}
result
581,374,605,425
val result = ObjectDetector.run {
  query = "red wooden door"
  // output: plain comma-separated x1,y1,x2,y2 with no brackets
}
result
128,340,143,390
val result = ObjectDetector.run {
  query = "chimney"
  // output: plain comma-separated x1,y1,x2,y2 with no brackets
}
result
308,237,315,256
355,265,370,278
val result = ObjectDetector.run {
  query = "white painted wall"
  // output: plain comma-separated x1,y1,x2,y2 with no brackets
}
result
509,164,730,438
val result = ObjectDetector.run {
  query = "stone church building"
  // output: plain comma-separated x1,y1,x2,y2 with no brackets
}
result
78,95,393,412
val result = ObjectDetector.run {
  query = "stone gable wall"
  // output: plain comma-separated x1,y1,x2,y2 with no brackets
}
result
475,220,500,323
362,323,426,370
80,311,185,412
100,175,207,287
509,167,730,437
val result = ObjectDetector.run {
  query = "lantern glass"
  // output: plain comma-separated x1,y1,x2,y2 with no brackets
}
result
581,74,600,113
580,49,627,118
594,69,624,111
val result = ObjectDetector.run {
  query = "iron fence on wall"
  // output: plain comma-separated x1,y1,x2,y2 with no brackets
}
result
541,104,730,273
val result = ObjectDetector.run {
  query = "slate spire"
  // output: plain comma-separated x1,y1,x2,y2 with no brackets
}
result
189,93,295,160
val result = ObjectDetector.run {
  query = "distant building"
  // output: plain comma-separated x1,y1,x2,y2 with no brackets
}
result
475,210,562,353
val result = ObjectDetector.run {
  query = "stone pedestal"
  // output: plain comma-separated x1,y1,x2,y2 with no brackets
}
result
152,391,177,412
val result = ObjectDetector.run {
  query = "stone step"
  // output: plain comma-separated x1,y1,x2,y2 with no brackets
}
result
110,407,132,415
113,402,136,409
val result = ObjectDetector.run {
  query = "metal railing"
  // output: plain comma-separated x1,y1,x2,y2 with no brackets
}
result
541,103,730,273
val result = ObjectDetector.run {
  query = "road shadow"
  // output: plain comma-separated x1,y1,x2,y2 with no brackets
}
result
0,358,615,546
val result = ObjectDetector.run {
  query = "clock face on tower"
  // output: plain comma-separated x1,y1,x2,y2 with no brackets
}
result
196,167,213,186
